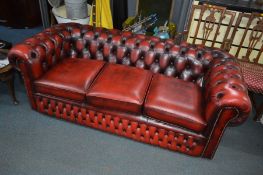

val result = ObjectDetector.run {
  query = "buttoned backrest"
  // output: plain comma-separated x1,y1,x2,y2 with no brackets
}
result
20,23,216,87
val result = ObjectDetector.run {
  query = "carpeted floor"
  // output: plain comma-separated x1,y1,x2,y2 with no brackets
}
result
0,25,43,44
0,25,263,175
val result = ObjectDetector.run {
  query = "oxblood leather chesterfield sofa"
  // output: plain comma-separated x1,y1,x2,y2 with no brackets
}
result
8,23,251,159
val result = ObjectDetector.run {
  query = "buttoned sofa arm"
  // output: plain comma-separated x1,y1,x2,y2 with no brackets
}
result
8,23,81,108
8,23,120,80
202,50,251,158
8,23,79,80
204,51,251,126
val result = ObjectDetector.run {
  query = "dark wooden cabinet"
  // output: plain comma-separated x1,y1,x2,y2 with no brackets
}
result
0,0,42,28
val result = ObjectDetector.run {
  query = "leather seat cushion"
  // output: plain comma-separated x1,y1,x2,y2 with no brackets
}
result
86,63,153,114
34,58,105,101
144,74,206,133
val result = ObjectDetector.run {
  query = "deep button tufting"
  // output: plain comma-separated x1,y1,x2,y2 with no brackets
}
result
98,33,108,42
170,45,180,54
121,37,126,44
94,32,100,39
122,56,131,65
30,51,38,59
196,50,203,60
145,50,155,66
15,24,247,100
180,69,193,81
175,56,187,73
112,35,122,45
191,59,203,75
126,38,137,49
8,23,253,158
139,40,150,51
82,48,91,59
116,46,127,62
159,54,170,69
136,34,147,40
150,63,161,73
107,35,113,42
164,66,176,76
83,31,95,41
204,57,251,124
180,47,188,55
149,42,155,49
121,31,132,38
75,38,84,53
130,49,141,63
71,28,81,39
216,92,224,100
136,59,145,69
154,43,165,55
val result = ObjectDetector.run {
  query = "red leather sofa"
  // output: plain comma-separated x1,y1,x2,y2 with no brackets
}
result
8,23,251,159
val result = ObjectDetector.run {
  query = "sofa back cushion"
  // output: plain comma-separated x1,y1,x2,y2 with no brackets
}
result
71,31,213,87
43,24,214,87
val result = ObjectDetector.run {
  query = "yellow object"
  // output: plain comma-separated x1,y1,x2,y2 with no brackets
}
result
89,0,113,29
122,16,136,29
168,22,176,38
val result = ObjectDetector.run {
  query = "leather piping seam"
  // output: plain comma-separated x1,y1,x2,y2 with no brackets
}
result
84,62,107,91
144,107,206,133
141,72,154,106
202,107,239,157
142,75,154,114
34,83,84,96
86,62,109,91
146,116,206,139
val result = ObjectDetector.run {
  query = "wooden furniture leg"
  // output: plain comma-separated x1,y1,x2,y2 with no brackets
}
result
6,70,19,105
254,102,263,121
0,65,19,105
249,91,263,121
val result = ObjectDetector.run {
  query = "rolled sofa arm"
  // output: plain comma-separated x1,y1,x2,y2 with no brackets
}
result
8,43,41,109
8,23,79,108
202,50,251,158
8,24,76,78
204,51,251,126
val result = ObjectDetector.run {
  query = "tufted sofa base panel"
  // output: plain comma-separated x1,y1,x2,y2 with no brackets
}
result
35,95,206,157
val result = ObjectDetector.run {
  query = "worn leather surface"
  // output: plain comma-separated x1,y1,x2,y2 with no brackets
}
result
9,23,212,86
86,63,153,114
204,55,252,125
35,58,105,101
8,23,252,158
144,74,206,133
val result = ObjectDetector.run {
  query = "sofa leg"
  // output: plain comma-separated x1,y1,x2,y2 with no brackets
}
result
249,92,263,122
254,103,263,122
